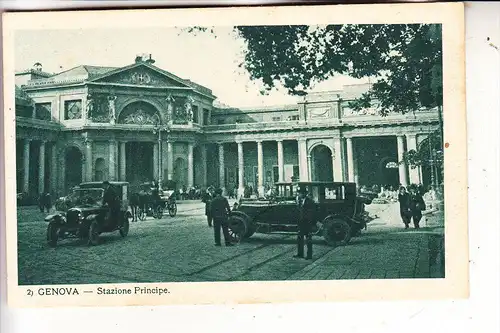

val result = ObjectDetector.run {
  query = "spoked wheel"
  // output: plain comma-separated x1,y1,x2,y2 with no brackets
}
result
137,207,146,221
168,202,177,217
226,216,248,244
46,222,60,248
119,214,131,237
88,220,100,246
154,205,164,219
322,218,352,247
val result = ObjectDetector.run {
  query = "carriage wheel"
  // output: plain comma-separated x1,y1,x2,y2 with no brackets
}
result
154,205,164,219
137,208,146,221
168,202,177,217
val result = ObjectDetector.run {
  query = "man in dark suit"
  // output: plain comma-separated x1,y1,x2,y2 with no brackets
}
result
294,186,316,260
102,181,119,225
210,188,233,247
202,186,214,227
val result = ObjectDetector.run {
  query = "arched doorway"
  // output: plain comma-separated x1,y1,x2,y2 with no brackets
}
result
65,147,83,192
310,144,333,181
94,158,106,181
378,157,400,189
173,157,187,189
117,101,160,125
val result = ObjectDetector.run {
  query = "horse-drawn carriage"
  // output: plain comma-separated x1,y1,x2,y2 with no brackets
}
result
132,182,177,220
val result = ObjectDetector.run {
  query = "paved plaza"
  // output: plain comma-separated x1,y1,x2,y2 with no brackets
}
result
16,201,444,285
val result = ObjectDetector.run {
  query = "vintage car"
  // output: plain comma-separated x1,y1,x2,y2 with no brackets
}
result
227,181,373,246
45,181,133,247
133,182,177,220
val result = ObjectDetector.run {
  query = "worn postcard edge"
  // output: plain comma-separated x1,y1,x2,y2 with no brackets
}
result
1,2,468,307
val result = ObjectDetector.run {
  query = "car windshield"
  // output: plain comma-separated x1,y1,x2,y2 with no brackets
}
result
70,188,104,206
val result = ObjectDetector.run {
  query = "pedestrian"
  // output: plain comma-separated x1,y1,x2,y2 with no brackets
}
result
38,193,45,213
294,186,315,260
202,186,214,227
398,186,412,229
409,185,426,229
102,181,119,225
44,192,52,213
130,192,140,222
210,188,233,247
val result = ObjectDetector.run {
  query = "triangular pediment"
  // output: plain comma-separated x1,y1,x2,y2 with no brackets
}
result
89,63,191,88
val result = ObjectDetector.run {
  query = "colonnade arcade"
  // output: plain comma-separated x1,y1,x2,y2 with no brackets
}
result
17,132,432,198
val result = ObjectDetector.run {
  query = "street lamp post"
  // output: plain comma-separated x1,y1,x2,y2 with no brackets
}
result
153,116,170,189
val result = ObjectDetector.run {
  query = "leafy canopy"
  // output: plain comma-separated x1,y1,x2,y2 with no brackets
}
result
235,24,442,116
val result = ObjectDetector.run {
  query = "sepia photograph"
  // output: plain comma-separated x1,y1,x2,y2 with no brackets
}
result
2,3,467,307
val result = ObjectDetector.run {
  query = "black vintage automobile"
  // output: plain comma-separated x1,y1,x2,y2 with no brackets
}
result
45,181,133,247
227,181,373,246
135,182,177,220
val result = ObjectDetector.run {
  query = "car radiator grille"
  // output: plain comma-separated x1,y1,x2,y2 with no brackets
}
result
66,210,80,224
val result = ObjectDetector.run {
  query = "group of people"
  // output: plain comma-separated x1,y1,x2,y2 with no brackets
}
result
201,185,316,259
398,184,427,229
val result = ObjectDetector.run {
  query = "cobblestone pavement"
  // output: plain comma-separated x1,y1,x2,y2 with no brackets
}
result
15,201,444,285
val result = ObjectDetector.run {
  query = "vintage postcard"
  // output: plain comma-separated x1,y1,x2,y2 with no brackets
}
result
2,3,467,307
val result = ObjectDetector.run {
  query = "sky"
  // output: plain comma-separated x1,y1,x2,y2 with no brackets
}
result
15,27,368,108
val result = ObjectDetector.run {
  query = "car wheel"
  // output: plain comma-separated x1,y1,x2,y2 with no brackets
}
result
322,217,352,246
88,220,100,246
46,222,59,247
120,215,130,237
227,215,248,244
168,202,177,217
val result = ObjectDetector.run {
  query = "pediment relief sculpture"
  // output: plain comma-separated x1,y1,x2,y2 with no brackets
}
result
96,67,187,88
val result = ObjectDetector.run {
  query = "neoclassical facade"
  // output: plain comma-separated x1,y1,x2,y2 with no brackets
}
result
15,55,440,198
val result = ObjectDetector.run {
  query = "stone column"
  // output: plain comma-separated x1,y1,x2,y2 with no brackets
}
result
108,140,117,181
167,141,173,181
218,143,225,192
153,142,159,181
298,138,308,181
85,140,93,182
38,141,46,194
200,145,207,187
50,142,58,194
332,138,344,182
307,154,312,181
23,139,30,193
187,143,194,188
346,137,355,182
237,141,245,197
119,141,126,181
277,140,284,183
406,134,421,185
256,141,264,196
397,135,408,186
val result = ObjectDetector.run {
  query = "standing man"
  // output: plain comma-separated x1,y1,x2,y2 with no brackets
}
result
294,186,315,260
43,192,52,213
398,186,412,229
102,181,119,225
210,188,233,247
202,186,214,227
409,185,426,229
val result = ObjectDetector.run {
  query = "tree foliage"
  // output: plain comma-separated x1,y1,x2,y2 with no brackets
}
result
235,24,443,116
401,131,443,169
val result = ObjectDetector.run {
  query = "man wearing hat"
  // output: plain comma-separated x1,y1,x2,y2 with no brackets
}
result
202,186,215,227
210,187,233,246
102,181,119,225
295,185,315,260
